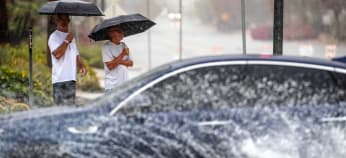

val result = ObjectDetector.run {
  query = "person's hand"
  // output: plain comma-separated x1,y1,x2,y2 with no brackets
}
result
65,32,74,43
79,66,87,76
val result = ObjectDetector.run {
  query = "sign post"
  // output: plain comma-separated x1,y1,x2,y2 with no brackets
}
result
273,0,284,56
241,0,246,55
28,27,33,107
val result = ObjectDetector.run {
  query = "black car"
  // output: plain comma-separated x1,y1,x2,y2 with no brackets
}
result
1,55,346,158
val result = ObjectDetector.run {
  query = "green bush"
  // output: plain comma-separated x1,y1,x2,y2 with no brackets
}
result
0,66,53,107
77,43,103,91
77,64,102,92
0,37,53,107
79,43,104,68
0,96,29,114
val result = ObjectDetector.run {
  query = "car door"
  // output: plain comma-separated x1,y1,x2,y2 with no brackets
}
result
244,61,346,124
111,60,346,157
114,62,250,157
244,61,346,157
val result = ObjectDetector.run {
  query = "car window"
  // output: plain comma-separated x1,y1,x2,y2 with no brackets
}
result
245,64,345,106
92,63,170,112
334,71,346,103
118,63,345,115
119,65,246,114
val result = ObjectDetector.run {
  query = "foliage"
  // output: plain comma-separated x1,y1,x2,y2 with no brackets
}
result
0,96,29,114
77,64,102,92
0,65,52,107
320,0,346,40
77,43,103,91
321,0,346,12
278,0,346,41
79,43,104,69
6,0,46,43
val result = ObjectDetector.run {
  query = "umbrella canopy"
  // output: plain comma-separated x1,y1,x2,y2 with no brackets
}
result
38,0,104,16
88,13,156,41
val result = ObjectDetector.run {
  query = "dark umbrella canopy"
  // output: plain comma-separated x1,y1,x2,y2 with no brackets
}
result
38,0,104,16
88,13,156,41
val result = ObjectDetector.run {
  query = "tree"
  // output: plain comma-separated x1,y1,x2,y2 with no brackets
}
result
321,0,346,40
46,0,56,68
8,0,44,43
0,0,45,44
0,0,9,44
46,15,54,68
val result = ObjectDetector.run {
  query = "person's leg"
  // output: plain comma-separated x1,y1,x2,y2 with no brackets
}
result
63,81,76,106
53,83,64,105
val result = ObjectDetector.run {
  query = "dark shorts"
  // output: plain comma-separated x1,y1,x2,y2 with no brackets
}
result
53,80,76,106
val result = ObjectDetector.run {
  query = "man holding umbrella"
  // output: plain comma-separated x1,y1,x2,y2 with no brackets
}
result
48,14,87,105
102,26,133,92
39,0,104,105
88,13,156,92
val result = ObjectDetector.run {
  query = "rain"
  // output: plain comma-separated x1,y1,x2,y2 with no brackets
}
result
1,0,346,157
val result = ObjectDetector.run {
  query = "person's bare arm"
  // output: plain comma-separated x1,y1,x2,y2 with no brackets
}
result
119,60,133,67
105,49,129,70
118,47,133,67
52,32,74,59
52,42,69,59
77,55,87,76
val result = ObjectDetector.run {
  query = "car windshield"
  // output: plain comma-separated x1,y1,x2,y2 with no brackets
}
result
119,61,345,113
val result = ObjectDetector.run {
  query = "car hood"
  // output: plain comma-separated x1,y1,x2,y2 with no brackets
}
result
1,103,346,158
0,105,102,140
0,106,85,124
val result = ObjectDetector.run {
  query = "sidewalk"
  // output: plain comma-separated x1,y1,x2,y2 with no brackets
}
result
76,67,144,103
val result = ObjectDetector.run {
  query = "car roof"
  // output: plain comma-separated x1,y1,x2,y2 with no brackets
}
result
169,55,346,70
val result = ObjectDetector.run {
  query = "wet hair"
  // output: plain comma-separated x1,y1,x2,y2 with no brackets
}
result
53,14,70,23
107,27,122,33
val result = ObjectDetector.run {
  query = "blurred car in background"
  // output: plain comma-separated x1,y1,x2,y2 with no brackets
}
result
0,55,346,157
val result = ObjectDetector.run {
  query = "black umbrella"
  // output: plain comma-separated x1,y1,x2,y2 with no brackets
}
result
38,0,104,16
88,13,156,41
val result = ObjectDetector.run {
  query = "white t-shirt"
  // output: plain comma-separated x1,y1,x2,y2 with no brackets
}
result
48,30,79,84
102,41,131,90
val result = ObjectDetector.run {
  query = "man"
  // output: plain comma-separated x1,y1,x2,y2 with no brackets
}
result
102,26,133,92
48,14,87,105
